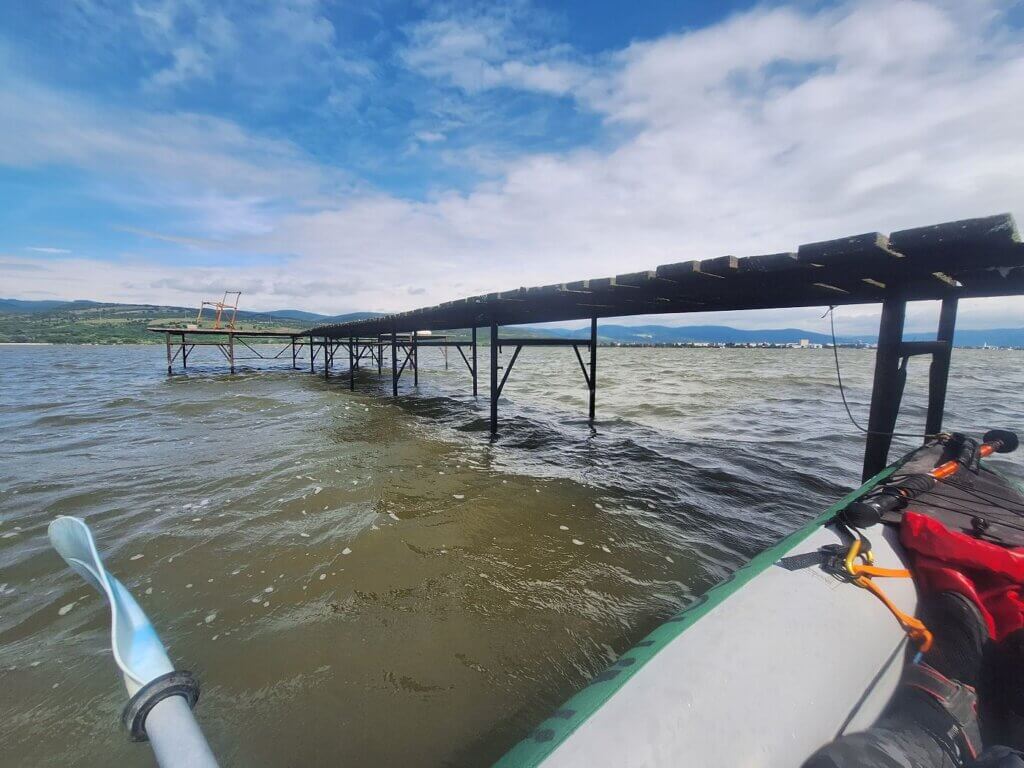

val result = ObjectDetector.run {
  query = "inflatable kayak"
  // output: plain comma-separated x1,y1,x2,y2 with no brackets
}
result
495,433,1024,768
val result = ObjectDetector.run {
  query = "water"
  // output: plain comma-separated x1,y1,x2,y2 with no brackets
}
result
1,344,1021,766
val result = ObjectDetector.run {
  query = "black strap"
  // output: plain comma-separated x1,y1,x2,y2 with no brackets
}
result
902,664,982,759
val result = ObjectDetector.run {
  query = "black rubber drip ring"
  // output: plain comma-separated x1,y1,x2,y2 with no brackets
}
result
121,670,201,742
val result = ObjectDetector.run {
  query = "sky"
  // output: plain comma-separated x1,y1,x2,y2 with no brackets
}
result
1,0,1023,335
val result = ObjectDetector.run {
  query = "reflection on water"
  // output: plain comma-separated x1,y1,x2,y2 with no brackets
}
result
1,344,1021,766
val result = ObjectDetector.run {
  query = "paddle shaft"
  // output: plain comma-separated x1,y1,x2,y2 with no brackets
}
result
147,696,219,768
930,441,998,480
842,432,1016,526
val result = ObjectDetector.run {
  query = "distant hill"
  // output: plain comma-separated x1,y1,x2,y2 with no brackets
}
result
904,328,1024,348
538,324,861,345
531,323,1024,347
313,312,384,324
0,298,381,324
0,298,104,313
0,298,1020,347
0,299,384,344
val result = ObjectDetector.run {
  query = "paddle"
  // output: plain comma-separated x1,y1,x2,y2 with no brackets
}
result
843,430,1019,527
48,516,219,768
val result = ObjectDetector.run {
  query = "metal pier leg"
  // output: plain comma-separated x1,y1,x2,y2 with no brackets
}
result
309,335,315,374
378,336,383,375
391,330,398,396
472,326,478,397
228,333,235,374
588,316,597,423
181,334,188,369
291,336,298,370
862,297,907,480
925,297,958,438
490,321,498,434
413,331,418,387
325,340,331,380
349,337,355,391
165,332,172,375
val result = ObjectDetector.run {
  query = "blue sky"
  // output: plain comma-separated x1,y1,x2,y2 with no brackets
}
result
1,0,1023,333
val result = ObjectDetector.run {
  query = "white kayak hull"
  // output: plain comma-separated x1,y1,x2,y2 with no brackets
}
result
496,464,919,768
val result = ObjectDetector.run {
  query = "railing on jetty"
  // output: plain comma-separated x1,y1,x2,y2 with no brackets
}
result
148,327,309,375
152,213,1024,480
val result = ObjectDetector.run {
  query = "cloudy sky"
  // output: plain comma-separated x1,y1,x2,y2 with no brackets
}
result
1,0,1023,334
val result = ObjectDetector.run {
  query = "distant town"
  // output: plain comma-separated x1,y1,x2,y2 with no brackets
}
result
603,340,1021,350
1,299,1021,349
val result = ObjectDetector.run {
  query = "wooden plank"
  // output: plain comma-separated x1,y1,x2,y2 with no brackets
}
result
889,214,1019,262
797,232,901,267
950,264,1024,298
698,255,738,276
562,280,591,292
525,284,562,297
612,271,656,287
738,252,799,272
654,260,701,281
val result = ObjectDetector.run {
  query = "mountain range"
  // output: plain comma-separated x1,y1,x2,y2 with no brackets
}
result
1,299,1021,347
0,298,377,325
527,323,1024,348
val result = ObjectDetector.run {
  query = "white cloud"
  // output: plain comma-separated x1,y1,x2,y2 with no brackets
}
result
399,6,588,96
415,131,447,144
4,0,1024,330
147,44,215,89
26,247,71,254
0,70,339,237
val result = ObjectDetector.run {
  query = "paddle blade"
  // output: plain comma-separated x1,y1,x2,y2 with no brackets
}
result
48,516,174,692
983,429,1019,454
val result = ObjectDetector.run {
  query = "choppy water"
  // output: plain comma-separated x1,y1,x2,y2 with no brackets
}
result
1,343,1022,767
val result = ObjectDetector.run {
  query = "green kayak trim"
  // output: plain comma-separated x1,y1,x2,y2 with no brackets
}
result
493,459,906,768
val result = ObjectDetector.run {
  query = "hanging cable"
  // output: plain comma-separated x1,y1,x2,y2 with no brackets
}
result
826,306,939,440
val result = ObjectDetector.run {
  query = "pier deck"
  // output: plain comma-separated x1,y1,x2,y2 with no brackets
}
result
157,214,1024,478
149,326,308,375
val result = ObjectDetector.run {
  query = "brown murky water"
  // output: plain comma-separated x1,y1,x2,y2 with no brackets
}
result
1,344,1022,766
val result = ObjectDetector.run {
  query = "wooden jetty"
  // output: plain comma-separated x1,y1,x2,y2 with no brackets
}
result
150,327,309,375
154,213,1024,479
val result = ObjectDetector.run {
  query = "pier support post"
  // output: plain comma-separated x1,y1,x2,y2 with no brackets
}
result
472,326,478,397
291,336,298,370
413,331,418,387
378,335,383,375
862,297,907,481
349,337,355,391
588,317,597,424
490,321,498,434
309,335,315,374
228,333,235,374
925,297,958,438
324,339,330,380
165,332,172,375
391,330,398,396
181,334,188,369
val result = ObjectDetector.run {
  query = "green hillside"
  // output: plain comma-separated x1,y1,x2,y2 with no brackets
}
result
0,303,309,344
0,301,551,345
